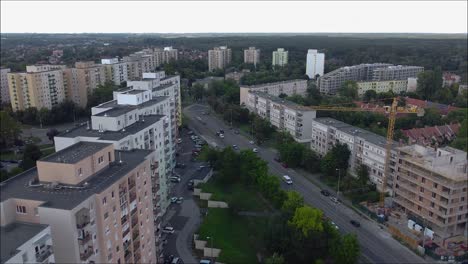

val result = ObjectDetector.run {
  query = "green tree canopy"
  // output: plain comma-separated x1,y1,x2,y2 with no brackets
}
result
20,144,43,170
331,234,360,264
281,191,304,216
289,206,324,237
0,111,21,147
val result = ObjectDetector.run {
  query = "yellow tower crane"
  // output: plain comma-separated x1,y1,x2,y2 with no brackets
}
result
299,97,424,208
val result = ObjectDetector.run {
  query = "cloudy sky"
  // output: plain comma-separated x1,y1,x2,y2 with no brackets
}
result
1,1,467,33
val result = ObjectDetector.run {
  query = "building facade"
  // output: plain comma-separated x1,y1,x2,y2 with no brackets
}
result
239,79,308,106
72,61,107,108
244,47,260,66
246,91,316,143
102,58,129,86
225,69,250,84
208,46,232,71
272,48,288,67
1,68,11,104
305,49,325,79
393,145,467,240
8,65,67,111
318,64,423,95
357,79,409,96
311,117,398,192
0,142,160,263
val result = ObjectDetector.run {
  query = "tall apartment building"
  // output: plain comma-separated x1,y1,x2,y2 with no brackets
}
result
8,65,67,111
1,223,55,264
246,91,316,143
102,58,129,86
123,53,154,80
306,49,325,79
371,65,424,81
311,117,398,192
393,145,467,240
357,79,410,96
244,47,261,66
272,48,288,67
71,61,107,108
239,79,308,105
0,142,159,263
208,46,232,71
154,47,178,65
1,68,11,104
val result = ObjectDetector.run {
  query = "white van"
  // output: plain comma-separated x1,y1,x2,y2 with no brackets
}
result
283,175,293,185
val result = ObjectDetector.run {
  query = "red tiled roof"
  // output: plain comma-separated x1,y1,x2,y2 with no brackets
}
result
401,123,461,146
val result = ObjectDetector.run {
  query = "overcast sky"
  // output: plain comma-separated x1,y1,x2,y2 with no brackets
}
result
1,1,467,34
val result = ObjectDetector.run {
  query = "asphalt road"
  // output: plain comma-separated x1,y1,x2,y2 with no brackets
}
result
184,104,427,264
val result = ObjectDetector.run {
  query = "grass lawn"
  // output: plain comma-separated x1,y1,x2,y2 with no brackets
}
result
198,208,268,264
0,151,21,160
199,176,270,212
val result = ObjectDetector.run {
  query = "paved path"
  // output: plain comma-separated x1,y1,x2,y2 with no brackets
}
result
176,199,200,264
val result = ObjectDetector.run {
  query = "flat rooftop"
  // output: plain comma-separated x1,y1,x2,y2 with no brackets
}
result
57,115,165,141
40,142,112,164
0,149,154,210
94,100,118,109
242,79,306,89
126,89,147,95
251,91,310,111
1,222,49,263
94,106,137,117
152,83,175,92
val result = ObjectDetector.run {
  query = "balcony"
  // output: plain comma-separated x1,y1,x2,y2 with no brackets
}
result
78,232,92,245
134,252,141,263
35,245,53,263
133,240,141,252
131,207,138,216
132,230,140,241
124,250,133,262
80,247,94,261
129,192,136,203
128,181,136,191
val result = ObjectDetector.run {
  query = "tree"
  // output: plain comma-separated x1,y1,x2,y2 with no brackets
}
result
339,81,358,100
0,111,21,147
20,144,43,170
192,83,205,101
320,143,351,177
416,70,442,100
281,191,304,216
363,90,377,102
356,164,370,185
46,128,59,142
451,119,467,151
289,206,324,237
278,142,305,168
331,234,360,264
265,253,285,264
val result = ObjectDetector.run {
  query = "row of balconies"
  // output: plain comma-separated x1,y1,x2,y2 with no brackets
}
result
35,245,53,263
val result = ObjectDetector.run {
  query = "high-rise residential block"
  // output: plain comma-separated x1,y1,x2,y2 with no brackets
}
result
8,65,67,111
317,63,423,95
71,61,107,108
246,91,316,143
155,47,178,65
208,46,232,71
123,53,154,80
306,49,325,79
240,79,307,106
0,142,159,263
393,145,467,240
0,68,11,104
244,47,260,66
272,48,288,67
101,58,129,86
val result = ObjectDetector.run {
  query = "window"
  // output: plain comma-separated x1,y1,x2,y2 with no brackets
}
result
78,168,83,176
116,246,119,252
108,253,112,261
460,206,464,211
417,206,421,211
34,207,39,216
104,212,109,219
102,197,107,205
113,206,116,212
462,197,465,202
429,212,433,217
98,156,104,164
418,196,423,202
420,187,424,193
421,178,425,183
16,205,26,214
433,183,438,189
430,202,435,208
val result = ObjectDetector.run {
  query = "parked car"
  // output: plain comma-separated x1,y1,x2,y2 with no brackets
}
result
219,134,225,138
350,220,361,227
234,130,240,134
331,221,339,230
170,177,181,183
249,140,254,144
162,226,175,234
200,260,212,264
219,129,224,134
232,144,238,150
188,180,195,190
171,257,182,264
330,197,340,204
176,138,182,144
320,189,331,196
175,163,186,168
274,156,281,162
188,131,194,135
283,175,293,185
252,148,258,153
170,197,178,203
281,162,288,168
176,197,184,204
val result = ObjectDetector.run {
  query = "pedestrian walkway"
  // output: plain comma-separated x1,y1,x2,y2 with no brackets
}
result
176,199,200,264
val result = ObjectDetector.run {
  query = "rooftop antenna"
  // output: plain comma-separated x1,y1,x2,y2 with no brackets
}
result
119,152,123,163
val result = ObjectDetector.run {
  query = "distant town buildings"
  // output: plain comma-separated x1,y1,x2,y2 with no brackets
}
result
0,68,11,104
404,97,459,116
393,145,467,240
239,79,307,106
305,49,325,79
458,84,468,95
318,64,423,95
272,48,288,67
442,72,461,87
225,69,250,84
192,76,224,89
208,46,232,71
311,117,397,192
402,123,461,147
246,91,316,143
0,142,159,263
244,47,261,66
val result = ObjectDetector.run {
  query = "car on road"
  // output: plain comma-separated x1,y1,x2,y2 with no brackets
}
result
331,221,339,230
249,140,254,144
274,156,281,162
176,197,184,204
330,197,340,204
281,162,288,168
219,129,224,134
170,197,178,203
188,180,195,190
171,257,183,264
252,148,258,153
283,175,293,185
234,130,240,134
320,189,331,196
169,176,181,183
162,226,175,234
176,138,182,144
232,144,239,150
200,260,212,264
350,220,361,227
188,130,194,135
219,134,225,138
175,163,186,168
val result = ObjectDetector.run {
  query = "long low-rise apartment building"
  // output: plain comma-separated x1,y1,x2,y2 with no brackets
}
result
0,142,160,263
311,117,398,192
393,145,467,241
240,79,307,106
246,91,316,143
357,79,413,96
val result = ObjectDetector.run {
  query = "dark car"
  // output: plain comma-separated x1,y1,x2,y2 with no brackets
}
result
234,130,240,134
274,156,281,162
320,189,331,196
175,163,186,168
350,220,361,227
188,180,195,190
281,162,288,168
219,129,224,134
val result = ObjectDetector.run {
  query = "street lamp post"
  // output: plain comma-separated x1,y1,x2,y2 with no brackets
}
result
336,168,341,199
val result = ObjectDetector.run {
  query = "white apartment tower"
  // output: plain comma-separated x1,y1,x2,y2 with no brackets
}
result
272,48,288,67
306,49,325,79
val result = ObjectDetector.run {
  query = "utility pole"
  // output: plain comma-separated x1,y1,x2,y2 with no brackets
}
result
336,168,341,199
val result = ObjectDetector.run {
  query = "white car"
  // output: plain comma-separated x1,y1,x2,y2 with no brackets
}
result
252,148,258,153
170,177,181,183
330,197,340,204
170,197,178,203
219,134,225,138
283,175,293,185
162,226,175,234
331,221,339,230
176,138,182,144
249,140,254,144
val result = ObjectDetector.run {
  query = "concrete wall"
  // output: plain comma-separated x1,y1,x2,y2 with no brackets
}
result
207,201,229,208
0,199,16,226
193,234,222,258
199,192,212,201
